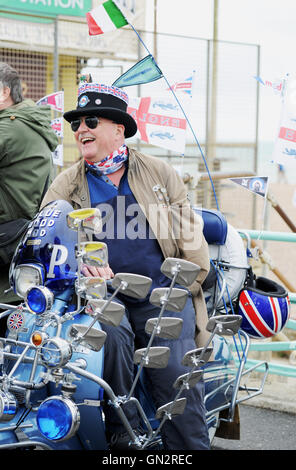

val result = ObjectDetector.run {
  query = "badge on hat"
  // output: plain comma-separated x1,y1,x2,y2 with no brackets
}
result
79,95,90,107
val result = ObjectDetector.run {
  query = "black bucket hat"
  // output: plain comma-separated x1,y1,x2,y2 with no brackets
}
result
63,82,137,138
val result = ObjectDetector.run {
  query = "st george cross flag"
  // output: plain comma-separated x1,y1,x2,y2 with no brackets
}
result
128,95,187,153
167,75,194,96
229,176,268,198
86,0,128,36
36,91,64,113
113,55,163,88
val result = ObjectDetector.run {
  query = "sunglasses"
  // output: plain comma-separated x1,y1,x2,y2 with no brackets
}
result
70,116,99,132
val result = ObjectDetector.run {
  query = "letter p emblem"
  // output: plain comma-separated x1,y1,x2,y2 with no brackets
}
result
47,245,68,279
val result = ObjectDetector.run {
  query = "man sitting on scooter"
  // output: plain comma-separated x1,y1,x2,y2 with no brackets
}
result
41,78,211,450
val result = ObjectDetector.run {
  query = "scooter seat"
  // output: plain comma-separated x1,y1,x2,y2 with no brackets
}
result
193,208,228,245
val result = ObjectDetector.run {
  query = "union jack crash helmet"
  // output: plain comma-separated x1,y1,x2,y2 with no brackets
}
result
236,276,290,339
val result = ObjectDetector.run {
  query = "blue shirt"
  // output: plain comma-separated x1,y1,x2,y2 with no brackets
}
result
86,165,171,296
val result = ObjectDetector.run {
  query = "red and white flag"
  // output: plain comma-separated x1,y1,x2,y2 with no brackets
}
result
254,76,283,94
272,74,296,166
36,91,64,113
127,95,187,153
50,117,63,138
167,74,194,96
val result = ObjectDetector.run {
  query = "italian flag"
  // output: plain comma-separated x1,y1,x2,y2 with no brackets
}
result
86,0,128,36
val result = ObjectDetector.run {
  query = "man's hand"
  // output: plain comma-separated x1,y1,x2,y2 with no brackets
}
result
81,263,114,280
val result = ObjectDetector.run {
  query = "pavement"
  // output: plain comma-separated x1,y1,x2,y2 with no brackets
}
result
212,403,296,450
245,376,296,414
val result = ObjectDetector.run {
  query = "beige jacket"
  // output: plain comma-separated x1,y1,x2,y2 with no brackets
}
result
42,148,211,346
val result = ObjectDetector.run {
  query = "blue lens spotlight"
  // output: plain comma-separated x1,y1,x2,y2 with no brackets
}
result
37,396,80,441
25,286,53,314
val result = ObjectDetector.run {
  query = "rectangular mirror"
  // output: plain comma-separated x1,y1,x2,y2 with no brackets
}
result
182,346,213,367
76,276,107,300
160,258,200,287
173,370,203,390
133,346,170,369
86,299,125,327
112,273,152,299
149,287,188,312
155,397,187,420
79,241,108,267
145,317,183,340
69,324,107,352
206,314,242,336
67,208,102,233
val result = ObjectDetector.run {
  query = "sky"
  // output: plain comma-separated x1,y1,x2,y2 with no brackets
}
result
148,0,296,78
145,0,296,144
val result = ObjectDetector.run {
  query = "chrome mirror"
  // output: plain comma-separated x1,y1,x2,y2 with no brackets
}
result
76,276,107,300
79,242,108,267
160,258,200,287
182,347,213,367
155,398,187,420
149,287,188,312
206,315,242,336
69,324,107,352
111,273,152,299
173,370,203,390
145,317,183,340
86,299,125,327
133,346,170,369
67,208,102,233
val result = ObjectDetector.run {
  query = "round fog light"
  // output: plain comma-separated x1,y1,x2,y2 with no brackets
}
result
37,396,80,441
25,286,53,315
40,337,72,368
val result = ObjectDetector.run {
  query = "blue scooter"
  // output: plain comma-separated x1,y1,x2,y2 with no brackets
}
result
0,200,268,449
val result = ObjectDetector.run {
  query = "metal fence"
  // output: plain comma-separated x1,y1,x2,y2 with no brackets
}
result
0,8,260,214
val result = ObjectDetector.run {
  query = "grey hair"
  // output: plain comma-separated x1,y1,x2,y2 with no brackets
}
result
0,62,23,104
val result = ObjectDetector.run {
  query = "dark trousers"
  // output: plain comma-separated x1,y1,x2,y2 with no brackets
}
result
101,293,210,450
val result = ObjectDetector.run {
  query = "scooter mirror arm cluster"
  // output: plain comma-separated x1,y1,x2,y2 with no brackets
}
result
145,314,242,446
71,279,128,347
0,203,270,450
126,269,180,401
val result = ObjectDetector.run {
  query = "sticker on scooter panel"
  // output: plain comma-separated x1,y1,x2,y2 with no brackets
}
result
28,208,61,239
27,239,42,246
47,244,69,279
7,311,25,332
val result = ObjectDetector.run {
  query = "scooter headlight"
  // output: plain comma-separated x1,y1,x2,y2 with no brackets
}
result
14,264,44,298
37,396,80,441
25,286,53,315
0,391,17,422
40,337,72,368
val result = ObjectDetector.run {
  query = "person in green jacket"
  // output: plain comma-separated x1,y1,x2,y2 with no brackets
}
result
0,62,58,314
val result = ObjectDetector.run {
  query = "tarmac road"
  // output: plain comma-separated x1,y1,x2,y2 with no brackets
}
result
211,404,296,450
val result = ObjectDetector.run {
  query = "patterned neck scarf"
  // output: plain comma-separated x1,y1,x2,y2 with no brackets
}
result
85,144,128,176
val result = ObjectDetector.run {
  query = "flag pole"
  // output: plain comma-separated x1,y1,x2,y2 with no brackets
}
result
127,21,220,210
